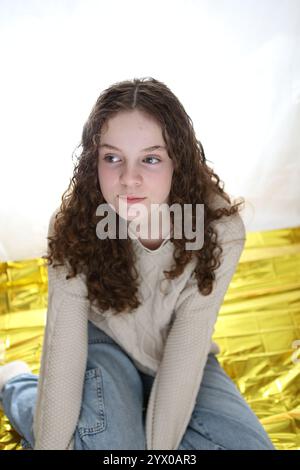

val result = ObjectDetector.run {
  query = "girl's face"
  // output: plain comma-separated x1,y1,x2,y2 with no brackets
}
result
97,109,174,226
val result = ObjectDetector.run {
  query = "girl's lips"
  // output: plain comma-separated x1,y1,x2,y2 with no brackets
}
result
119,196,146,203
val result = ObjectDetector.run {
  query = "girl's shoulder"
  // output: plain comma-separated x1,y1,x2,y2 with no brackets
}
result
209,192,246,244
47,206,61,238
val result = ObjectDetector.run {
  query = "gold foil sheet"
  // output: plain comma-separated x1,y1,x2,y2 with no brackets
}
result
213,226,300,451
0,226,300,450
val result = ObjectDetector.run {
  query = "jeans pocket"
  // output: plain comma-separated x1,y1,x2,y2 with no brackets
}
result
77,367,107,439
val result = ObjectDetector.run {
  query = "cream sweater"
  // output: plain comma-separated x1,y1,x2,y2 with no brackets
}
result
32,195,246,450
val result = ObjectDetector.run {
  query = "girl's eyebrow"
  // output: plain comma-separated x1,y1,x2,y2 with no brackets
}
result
99,143,167,152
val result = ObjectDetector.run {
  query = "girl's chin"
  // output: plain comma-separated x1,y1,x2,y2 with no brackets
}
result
119,214,149,224
117,205,150,220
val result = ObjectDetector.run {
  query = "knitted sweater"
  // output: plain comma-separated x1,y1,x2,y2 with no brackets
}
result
32,195,246,450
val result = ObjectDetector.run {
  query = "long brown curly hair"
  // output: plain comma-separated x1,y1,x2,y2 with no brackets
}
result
43,76,245,316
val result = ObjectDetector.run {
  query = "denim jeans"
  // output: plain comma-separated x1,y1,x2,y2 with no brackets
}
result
0,320,276,450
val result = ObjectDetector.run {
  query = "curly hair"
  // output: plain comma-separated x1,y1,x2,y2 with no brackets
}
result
43,76,245,316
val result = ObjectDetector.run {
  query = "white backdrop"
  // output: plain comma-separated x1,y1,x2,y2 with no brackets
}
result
0,0,299,261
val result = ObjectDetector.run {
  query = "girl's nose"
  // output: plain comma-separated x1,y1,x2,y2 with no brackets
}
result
119,166,142,186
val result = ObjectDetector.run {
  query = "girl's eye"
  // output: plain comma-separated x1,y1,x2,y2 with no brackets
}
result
104,155,120,163
104,155,161,165
144,155,161,164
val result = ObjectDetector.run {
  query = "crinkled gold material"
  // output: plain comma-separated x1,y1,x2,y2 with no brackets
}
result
213,226,300,451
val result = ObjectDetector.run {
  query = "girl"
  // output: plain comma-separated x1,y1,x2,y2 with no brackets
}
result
0,77,276,450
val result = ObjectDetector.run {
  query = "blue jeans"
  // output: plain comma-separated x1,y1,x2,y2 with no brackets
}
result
0,320,276,450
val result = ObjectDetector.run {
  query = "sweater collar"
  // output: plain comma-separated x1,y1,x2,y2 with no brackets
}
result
128,222,174,256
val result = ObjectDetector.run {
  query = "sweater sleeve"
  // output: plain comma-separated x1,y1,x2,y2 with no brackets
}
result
32,208,90,450
145,211,246,450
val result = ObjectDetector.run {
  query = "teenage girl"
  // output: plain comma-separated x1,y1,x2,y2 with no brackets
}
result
0,77,276,450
